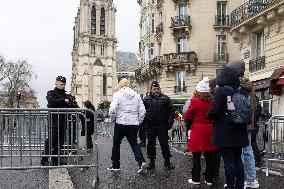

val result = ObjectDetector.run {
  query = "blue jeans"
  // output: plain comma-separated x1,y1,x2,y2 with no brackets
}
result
219,147,244,189
111,123,145,168
242,132,257,182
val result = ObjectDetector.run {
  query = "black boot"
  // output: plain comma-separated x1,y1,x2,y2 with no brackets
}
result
146,159,155,170
164,159,175,170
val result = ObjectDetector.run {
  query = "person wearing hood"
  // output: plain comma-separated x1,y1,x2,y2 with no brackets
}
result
143,81,175,170
226,60,260,189
207,67,248,189
108,78,147,174
184,77,217,186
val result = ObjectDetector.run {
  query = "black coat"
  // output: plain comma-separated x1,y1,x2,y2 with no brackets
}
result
143,92,175,128
207,67,248,148
81,110,95,136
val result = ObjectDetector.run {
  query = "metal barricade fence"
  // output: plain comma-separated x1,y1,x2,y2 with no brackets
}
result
97,121,114,137
266,115,284,176
0,108,99,188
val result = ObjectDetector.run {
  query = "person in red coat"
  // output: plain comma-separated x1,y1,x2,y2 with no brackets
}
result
184,77,217,186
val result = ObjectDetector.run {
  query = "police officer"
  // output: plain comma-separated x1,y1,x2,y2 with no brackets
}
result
143,81,175,170
41,76,70,166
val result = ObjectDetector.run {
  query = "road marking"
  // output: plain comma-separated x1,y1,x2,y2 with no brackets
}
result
49,168,75,189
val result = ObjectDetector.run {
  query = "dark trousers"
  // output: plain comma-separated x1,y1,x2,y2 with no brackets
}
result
139,124,146,143
43,125,65,163
219,147,244,189
212,150,221,177
251,129,261,165
111,123,145,168
147,125,171,161
192,151,214,183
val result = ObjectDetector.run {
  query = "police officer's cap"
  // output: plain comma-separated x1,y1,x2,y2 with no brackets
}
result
56,76,66,83
151,81,160,88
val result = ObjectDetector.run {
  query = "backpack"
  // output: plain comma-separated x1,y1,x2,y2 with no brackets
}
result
225,86,252,125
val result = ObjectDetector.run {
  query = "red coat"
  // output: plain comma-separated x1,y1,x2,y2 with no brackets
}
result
184,97,217,152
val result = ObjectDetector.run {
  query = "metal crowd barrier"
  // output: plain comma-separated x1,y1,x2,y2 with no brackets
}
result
266,115,284,176
170,119,188,145
0,108,99,188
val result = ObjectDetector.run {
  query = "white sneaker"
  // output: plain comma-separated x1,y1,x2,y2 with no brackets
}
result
205,181,212,186
107,165,120,171
245,180,259,188
138,162,147,174
188,179,200,185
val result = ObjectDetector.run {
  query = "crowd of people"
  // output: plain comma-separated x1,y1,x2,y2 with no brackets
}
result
107,60,270,189
43,59,270,189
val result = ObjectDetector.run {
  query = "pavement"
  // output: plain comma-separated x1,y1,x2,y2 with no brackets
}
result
1,135,284,189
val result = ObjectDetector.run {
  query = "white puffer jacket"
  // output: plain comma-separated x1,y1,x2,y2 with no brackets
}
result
109,87,146,126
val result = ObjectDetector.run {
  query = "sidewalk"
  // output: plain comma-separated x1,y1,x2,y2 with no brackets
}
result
68,136,284,189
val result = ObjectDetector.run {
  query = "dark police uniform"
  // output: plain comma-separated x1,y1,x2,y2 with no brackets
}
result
143,89,175,169
42,76,69,165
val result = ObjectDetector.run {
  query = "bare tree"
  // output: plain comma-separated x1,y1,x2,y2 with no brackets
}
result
0,55,6,82
0,59,36,108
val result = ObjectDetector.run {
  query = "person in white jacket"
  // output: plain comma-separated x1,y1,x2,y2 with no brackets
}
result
107,78,147,174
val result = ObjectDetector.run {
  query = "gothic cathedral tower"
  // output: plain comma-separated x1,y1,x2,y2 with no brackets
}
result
71,0,117,107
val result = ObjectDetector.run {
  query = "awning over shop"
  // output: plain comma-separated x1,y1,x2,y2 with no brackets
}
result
270,67,284,96
252,79,270,90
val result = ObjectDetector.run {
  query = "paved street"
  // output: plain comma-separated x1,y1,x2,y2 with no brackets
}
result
0,135,284,189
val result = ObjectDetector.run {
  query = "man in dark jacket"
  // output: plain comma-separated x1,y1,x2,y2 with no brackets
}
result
226,60,260,188
207,67,248,189
143,81,175,170
41,76,71,166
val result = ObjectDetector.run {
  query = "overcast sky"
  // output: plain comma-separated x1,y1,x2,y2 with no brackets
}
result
0,0,140,107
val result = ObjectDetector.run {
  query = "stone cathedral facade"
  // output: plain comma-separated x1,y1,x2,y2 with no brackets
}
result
71,0,117,107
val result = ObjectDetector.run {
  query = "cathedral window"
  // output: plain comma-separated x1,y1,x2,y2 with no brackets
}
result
91,6,96,34
100,7,106,36
103,74,107,96
101,43,105,56
90,43,96,55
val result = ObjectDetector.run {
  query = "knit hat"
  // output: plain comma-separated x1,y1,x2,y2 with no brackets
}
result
196,77,210,92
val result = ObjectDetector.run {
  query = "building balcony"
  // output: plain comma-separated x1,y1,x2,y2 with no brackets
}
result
149,56,163,69
214,15,230,28
214,53,229,63
156,22,164,37
170,16,191,36
174,86,187,93
163,51,198,74
231,0,282,27
172,0,189,6
249,56,266,72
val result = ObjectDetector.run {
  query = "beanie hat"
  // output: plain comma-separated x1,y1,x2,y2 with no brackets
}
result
196,77,210,92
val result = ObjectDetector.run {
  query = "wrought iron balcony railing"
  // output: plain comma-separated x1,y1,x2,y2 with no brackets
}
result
156,22,164,36
164,51,197,64
214,53,229,63
171,16,191,28
231,0,281,27
149,56,163,69
214,15,230,26
249,56,266,72
174,86,187,93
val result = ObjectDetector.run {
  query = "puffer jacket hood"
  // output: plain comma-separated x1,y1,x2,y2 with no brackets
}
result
120,87,136,100
217,67,240,90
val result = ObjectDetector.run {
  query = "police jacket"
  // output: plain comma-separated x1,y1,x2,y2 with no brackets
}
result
143,92,175,127
46,87,70,108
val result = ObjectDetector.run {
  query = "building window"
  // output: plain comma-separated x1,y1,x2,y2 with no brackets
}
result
216,69,223,77
177,37,187,53
144,45,149,64
175,71,186,93
216,35,227,62
178,4,187,18
90,43,96,55
101,43,105,56
217,1,227,25
103,74,107,96
151,14,155,33
91,6,96,34
252,31,264,59
100,7,106,36
150,43,154,58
